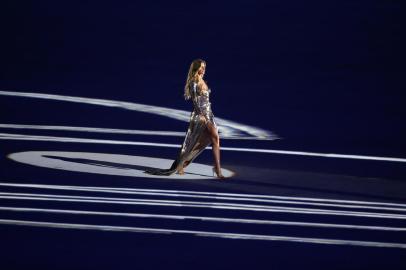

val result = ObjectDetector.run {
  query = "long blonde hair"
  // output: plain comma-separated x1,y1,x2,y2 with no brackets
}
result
184,59,206,100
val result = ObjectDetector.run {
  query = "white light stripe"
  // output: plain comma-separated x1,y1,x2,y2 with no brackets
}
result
1,219,405,249
0,132,179,148
2,182,406,209
1,193,406,220
0,90,279,140
0,124,263,140
1,132,406,162
1,183,405,212
1,206,405,231
0,123,186,137
224,148,406,162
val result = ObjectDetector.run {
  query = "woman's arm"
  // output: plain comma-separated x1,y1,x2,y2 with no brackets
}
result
191,82,209,123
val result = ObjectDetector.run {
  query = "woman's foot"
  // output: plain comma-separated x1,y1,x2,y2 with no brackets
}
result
212,166,226,179
176,163,185,175
176,167,185,175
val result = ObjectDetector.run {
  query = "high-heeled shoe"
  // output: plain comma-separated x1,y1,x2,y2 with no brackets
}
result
212,166,226,179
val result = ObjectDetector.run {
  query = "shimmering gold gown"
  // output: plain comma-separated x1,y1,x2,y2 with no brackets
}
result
144,81,217,176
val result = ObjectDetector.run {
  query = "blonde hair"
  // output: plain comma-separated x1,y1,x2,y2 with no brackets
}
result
184,59,206,100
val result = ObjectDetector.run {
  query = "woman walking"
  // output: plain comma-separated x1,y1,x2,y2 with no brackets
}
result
144,59,226,179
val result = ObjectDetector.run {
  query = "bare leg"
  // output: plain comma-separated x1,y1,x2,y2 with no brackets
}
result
206,121,224,177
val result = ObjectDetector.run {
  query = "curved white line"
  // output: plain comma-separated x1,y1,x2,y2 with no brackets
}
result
1,206,405,231
1,219,405,248
2,133,406,162
1,183,405,212
0,90,279,140
1,192,406,219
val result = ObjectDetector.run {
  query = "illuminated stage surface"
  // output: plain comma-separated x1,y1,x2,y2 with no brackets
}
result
1,91,405,270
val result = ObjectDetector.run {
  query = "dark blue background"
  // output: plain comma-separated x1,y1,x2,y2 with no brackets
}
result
1,0,404,155
1,2,406,269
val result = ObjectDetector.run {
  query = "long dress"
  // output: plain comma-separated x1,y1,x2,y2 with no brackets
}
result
144,81,217,176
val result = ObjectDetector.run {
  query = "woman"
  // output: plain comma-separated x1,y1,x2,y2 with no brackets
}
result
144,59,226,179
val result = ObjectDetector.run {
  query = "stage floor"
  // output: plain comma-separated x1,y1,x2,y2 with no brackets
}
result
1,90,405,269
